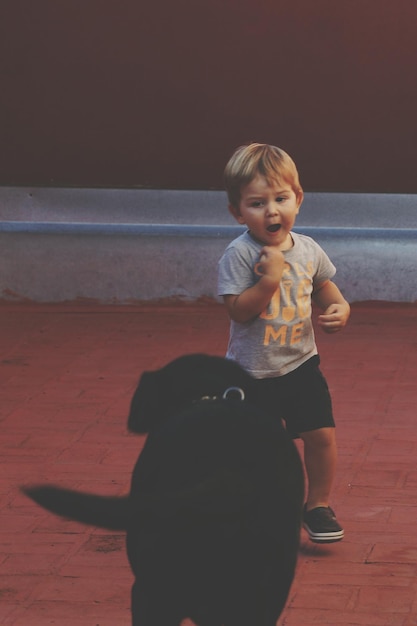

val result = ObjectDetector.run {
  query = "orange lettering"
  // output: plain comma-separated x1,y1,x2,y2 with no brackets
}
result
290,322,304,345
264,324,287,346
296,279,311,319
260,289,280,320
294,262,305,277
282,280,295,322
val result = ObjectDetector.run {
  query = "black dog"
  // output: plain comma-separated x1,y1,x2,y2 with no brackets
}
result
23,354,304,626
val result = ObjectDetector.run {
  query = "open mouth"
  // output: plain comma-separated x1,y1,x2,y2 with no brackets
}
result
267,224,281,233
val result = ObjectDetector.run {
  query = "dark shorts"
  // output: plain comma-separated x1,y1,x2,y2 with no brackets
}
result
252,355,335,438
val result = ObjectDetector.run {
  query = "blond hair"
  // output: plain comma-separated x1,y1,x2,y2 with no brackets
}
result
224,143,302,207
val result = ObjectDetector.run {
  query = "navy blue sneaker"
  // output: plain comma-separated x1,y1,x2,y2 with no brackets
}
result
303,506,344,543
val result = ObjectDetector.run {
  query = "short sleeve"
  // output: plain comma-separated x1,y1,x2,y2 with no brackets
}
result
218,245,258,296
311,243,336,289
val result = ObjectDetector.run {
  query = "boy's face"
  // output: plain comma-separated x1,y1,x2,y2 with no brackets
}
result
229,174,303,250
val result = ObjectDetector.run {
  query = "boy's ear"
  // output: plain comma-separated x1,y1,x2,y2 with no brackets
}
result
296,189,304,210
228,203,246,225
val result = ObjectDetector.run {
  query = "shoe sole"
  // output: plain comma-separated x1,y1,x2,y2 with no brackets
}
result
303,522,344,543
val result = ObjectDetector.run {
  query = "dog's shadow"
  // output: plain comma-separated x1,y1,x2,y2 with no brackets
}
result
23,354,304,626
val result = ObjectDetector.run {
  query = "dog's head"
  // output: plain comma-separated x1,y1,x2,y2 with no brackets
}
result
128,354,256,433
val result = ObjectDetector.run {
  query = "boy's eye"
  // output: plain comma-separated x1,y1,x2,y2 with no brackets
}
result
251,201,264,208
276,196,285,203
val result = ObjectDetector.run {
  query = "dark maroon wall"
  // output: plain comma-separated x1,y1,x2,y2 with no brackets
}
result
2,0,417,192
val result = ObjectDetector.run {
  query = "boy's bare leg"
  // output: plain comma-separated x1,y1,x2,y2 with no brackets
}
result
300,427,337,510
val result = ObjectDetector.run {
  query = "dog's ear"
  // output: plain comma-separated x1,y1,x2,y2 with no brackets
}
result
128,370,168,433
127,354,258,434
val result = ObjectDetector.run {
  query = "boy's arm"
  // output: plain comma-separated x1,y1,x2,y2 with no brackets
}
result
313,279,350,334
223,247,284,324
223,278,277,323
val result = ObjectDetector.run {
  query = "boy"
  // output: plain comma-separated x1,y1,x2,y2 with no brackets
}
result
218,143,350,543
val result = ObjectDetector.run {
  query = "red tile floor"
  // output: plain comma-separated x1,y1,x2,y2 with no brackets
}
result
1,300,416,625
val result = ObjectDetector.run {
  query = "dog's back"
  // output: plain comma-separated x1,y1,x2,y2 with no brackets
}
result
127,398,304,626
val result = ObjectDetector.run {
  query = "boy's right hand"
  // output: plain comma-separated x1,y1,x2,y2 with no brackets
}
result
259,247,285,286
223,247,284,324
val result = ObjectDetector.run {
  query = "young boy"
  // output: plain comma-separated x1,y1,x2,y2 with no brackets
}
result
218,143,350,543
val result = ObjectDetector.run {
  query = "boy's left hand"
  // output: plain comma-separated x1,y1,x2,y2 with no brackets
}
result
317,303,350,334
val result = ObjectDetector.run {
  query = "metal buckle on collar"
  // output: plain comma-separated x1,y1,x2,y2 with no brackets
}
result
200,387,245,402
222,387,245,401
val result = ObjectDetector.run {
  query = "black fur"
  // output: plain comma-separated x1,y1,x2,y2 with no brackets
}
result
23,354,304,626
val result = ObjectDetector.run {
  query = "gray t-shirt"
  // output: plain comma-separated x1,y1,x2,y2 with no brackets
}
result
218,230,336,378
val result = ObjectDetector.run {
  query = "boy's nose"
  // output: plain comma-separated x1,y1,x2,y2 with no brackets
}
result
265,201,279,216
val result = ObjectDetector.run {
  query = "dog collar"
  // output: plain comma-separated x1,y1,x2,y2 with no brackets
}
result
200,387,245,402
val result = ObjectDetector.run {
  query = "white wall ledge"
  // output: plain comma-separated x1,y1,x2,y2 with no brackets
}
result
1,188,416,304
